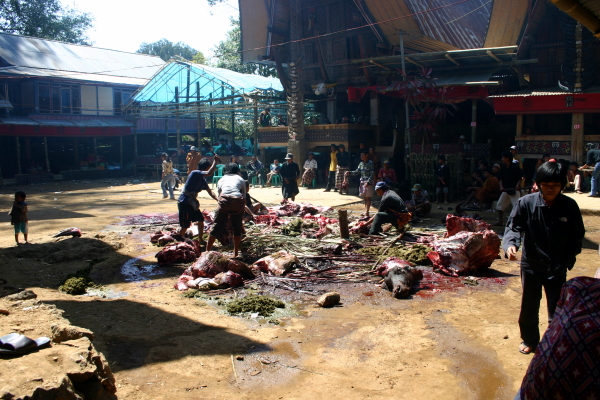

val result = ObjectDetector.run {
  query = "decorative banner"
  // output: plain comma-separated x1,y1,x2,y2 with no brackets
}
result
492,93,600,115
514,141,571,155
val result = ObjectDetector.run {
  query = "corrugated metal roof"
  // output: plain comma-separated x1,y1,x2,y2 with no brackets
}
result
0,66,152,85
0,33,164,83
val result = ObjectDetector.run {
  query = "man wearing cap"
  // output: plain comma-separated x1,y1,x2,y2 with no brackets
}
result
246,155,264,187
186,146,201,174
302,152,318,188
580,143,600,197
510,145,523,169
280,153,300,201
406,184,431,217
325,144,339,192
259,107,272,127
335,144,351,192
367,182,410,234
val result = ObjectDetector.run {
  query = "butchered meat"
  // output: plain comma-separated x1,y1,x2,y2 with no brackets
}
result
445,214,490,237
426,230,501,276
155,241,201,265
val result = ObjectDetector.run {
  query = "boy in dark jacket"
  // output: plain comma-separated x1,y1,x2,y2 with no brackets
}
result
10,191,29,244
503,161,585,355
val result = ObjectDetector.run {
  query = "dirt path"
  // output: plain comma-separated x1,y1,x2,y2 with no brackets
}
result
1,179,598,399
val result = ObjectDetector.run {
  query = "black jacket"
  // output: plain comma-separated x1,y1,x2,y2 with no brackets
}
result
379,190,407,214
336,151,351,168
503,192,585,278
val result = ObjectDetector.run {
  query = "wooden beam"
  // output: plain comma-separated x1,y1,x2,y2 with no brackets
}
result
351,46,518,64
486,50,503,63
369,60,391,71
405,57,423,68
359,58,538,72
445,53,460,65
550,0,600,38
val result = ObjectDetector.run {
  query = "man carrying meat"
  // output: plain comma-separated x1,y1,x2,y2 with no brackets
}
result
367,182,411,235
177,157,219,241
186,146,201,174
493,151,524,226
503,161,585,355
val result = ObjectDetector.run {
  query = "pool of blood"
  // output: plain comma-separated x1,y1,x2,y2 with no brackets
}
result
414,269,508,299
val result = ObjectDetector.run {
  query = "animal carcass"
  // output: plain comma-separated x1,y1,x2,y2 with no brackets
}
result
383,265,424,299
185,251,254,279
155,241,201,266
252,250,298,276
427,230,501,276
445,214,490,237
374,257,413,277
53,227,82,238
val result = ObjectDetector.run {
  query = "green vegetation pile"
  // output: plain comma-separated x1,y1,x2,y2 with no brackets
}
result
281,218,318,236
58,259,104,295
357,244,433,265
226,294,285,317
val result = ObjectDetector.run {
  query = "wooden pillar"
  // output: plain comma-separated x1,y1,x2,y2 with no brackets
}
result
338,209,349,239
572,113,584,163
133,119,138,157
44,136,51,172
73,137,79,168
93,137,97,157
119,136,124,167
253,103,259,156
16,137,22,175
471,99,477,172
516,114,524,137
196,82,202,149
175,86,181,153
25,137,31,161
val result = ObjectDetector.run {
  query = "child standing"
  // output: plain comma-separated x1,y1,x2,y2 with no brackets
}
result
10,191,28,244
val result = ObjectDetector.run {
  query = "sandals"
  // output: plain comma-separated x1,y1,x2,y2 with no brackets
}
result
519,342,535,355
0,333,51,356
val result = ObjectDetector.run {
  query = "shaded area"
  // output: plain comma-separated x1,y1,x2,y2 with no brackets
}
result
51,299,266,372
28,208,95,221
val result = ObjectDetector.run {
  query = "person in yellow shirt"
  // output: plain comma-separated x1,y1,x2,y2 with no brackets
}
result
324,144,338,192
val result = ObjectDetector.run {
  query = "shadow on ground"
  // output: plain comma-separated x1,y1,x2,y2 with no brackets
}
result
51,299,265,372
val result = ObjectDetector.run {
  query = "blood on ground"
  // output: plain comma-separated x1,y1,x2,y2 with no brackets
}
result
414,269,508,299
117,213,179,226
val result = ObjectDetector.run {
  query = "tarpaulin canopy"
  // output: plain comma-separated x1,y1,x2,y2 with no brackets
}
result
127,61,284,118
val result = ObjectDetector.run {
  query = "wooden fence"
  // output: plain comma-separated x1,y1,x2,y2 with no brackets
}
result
409,153,464,202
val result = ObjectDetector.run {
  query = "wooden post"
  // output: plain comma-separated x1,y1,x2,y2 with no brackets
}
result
516,114,523,137
133,118,138,158
572,113,584,163
16,136,22,175
44,136,51,172
175,86,181,154
253,102,259,156
119,136,124,168
471,98,477,172
338,209,350,239
197,82,202,149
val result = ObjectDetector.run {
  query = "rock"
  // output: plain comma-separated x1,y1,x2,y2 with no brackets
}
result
6,289,37,301
317,292,341,307
0,309,9,315
0,337,116,400
51,324,95,343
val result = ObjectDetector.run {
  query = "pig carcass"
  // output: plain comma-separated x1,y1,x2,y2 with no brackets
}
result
184,251,254,279
383,265,424,299
445,214,490,237
374,257,414,277
427,230,501,276
155,241,201,266
252,250,299,276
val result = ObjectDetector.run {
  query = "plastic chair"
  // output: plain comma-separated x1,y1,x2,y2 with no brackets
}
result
251,174,263,187
271,174,281,187
211,164,225,188
311,178,316,189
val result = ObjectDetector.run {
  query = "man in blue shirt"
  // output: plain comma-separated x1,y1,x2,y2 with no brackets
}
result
177,156,220,241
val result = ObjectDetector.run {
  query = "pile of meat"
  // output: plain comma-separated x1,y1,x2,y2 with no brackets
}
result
425,215,501,276
156,241,201,266
267,201,332,217
252,250,299,276
174,251,254,290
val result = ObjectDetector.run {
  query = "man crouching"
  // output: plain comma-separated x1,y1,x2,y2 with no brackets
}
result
367,181,412,235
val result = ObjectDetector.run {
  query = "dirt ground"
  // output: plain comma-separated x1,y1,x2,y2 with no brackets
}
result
1,178,599,400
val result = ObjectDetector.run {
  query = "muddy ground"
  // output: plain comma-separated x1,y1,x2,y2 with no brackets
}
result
0,179,598,400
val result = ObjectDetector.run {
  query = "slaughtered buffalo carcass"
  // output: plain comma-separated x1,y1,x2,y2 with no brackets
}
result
174,251,253,290
374,257,413,277
383,265,424,299
252,250,299,276
155,241,201,266
53,227,82,238
445,214,490,237
427,230,501,276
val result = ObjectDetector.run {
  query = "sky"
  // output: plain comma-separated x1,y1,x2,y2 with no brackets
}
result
71,0,239,60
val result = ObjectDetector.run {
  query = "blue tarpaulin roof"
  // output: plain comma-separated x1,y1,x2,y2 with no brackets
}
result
131,61,283,105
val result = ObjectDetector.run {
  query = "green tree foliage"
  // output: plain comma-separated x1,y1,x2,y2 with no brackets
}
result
212,18,276,78
137,38,205,62
192,51,206,65
0,0,93,44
